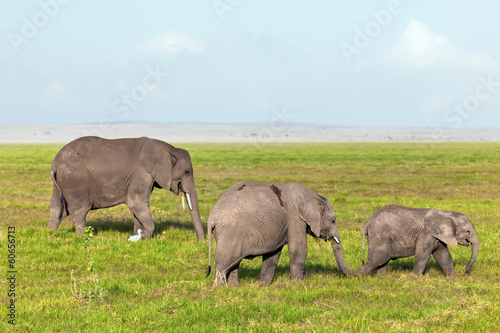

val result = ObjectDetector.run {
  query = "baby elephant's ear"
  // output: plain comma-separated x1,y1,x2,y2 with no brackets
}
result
424,209,458,246
292,186,322,237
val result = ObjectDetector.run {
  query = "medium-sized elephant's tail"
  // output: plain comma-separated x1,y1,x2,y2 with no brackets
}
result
51,169,66,220
206,221,213,277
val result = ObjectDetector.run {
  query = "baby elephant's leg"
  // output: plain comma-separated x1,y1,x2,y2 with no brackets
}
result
355,241,390,276
413,238,434,275
432,243,456,276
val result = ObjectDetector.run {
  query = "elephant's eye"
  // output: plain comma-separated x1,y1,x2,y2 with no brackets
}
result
185,170,191,175
466,230,470,235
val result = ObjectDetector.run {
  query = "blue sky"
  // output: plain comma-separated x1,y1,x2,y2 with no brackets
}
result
1,0,500,127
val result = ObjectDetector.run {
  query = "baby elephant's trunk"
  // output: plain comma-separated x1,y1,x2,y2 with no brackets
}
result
465,232,479,274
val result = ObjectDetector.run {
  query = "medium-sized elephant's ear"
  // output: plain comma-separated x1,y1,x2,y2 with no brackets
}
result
424,209,458,246
292,186,322,237
139,139,175,190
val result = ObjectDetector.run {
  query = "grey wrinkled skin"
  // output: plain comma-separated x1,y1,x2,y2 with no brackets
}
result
48,136,204,240
355,204,479,276
207,181,350,286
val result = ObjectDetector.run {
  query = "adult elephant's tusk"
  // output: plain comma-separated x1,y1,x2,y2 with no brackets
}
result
333,236,340,244
186,192,193,211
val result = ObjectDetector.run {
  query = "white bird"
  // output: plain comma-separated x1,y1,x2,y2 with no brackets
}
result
128,229,142,242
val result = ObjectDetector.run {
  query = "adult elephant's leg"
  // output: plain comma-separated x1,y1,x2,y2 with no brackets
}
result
133,215,143,235
432,243,456,276
127,182,155,239
259,247,283,284
128,204,155,239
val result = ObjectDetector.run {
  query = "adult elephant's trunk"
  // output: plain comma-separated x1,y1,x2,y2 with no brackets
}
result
182,180,205,240
465,231,479,274
331,239,351,276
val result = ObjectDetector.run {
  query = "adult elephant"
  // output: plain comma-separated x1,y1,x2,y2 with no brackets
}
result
355,204,479,276
48,136,204,240
207,181,351,286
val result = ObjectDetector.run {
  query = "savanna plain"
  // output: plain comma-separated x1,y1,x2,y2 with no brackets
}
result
1,142,499,332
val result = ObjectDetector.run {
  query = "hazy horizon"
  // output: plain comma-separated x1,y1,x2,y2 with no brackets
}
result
2,123,500,144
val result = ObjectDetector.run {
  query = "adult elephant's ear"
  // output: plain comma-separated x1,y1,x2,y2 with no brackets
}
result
424,209,458,246
139,139,175,190
291,185,322,237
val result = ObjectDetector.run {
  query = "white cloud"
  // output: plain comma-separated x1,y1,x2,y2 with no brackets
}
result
43,80,74,103
387,19,500,73
136,31,206,55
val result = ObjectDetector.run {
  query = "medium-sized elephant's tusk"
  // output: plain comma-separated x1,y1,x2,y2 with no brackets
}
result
181,193,186,211
186,192,193,211
333,236,340,244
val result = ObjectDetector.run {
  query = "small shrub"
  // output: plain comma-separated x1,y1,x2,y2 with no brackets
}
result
71,226,106,305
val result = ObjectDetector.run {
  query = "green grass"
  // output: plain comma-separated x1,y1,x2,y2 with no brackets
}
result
1,142,499,332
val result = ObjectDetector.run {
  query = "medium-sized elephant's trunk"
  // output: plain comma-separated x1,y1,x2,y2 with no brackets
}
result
331,240,351,276
465,232,479,274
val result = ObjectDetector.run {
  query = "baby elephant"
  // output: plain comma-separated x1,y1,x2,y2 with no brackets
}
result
355,204,479,276
207,181,350,286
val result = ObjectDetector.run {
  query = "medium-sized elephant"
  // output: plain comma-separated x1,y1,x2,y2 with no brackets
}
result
206,181,350,286
355,204,479,276
48,136,205,240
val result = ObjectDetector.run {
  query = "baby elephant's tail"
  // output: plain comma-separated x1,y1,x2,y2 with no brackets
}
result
206,222,212,277
361,225,368,265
